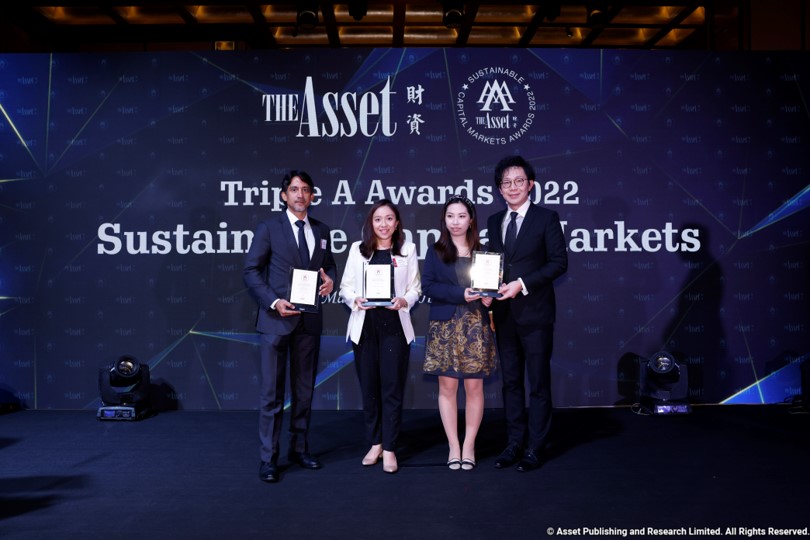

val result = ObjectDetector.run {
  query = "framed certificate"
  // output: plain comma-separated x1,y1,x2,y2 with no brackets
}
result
470,251,503,297
362,262,395,307
288,267,320,313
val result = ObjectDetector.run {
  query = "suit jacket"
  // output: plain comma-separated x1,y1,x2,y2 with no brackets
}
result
421,244,489,322
486,203,568,326
243,212,337,336
339,240,421,345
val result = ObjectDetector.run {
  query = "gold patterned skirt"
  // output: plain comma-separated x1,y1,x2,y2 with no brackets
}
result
423,305,498,378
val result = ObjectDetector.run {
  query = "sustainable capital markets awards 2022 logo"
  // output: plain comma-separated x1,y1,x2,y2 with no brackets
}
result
456,67,536,146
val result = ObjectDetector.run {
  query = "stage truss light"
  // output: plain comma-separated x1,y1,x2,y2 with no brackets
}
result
586,0,609,28
442,1,464,29
348,1,367,22
296,0,319,31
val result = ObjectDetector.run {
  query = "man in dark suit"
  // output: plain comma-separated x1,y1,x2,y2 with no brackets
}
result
243,170,337,483
486,155,568,472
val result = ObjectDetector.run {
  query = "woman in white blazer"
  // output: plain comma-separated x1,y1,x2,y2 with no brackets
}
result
339,199,421,474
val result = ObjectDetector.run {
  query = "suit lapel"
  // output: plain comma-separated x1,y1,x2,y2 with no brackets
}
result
490,210,506,252
309,218,323,269
279,215,302,266
511,205,538,259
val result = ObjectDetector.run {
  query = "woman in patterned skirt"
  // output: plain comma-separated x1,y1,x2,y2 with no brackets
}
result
422,196,498,471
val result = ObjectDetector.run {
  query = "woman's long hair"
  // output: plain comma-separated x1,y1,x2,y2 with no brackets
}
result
359,199,405,258
434,195,481,264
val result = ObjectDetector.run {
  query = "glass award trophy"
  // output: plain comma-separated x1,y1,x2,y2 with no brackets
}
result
288,267,320,313
470,251,503,297
361,262,395,307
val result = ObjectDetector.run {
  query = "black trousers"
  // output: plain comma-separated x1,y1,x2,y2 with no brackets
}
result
495,309,554,451
258,316,319,463
352,309,410,451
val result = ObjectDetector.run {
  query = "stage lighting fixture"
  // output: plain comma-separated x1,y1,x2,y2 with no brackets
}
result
639,351,691,415
98,355,152,420
586,1,609,28
348,1,368,21
442,1,465,29
296,0,319,31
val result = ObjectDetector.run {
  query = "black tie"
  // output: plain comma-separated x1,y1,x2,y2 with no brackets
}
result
295,220,310,267
504,211,518,255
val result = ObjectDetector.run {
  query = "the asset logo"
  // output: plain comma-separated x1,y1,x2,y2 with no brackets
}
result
260,76,397,138
456,67,536,146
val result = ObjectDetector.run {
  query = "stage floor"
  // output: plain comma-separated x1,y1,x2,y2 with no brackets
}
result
1,406,808,539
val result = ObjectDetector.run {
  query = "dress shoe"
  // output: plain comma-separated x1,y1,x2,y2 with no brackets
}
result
447,458,461,471
382,450,398,474
362,445,383,466
461,458,476,471
288,451,322,470
516,450,542,472
258,460,279,483
494,445,522,469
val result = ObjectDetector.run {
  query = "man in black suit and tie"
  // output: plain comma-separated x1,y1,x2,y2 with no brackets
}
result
486,155,568,472
243,170,337,483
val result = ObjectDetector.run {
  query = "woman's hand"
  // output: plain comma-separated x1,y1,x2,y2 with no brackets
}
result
463,288,480,303
387,297,407,311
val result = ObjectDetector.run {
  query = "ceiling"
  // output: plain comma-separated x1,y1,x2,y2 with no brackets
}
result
0,2,746,52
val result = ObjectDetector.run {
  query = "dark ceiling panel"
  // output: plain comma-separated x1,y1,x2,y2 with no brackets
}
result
0,1,750,52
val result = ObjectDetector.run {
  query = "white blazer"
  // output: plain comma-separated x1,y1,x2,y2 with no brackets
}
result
339,240,422,345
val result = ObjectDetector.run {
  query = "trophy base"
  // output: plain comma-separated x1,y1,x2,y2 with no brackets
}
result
362,300,394,307
472,290,502,298
292,303,319,313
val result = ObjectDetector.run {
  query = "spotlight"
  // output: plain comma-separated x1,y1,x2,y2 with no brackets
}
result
296,0,319,31
638,351,691,415
586,0,609,29
348,0,367,22
442,1,465,29
98,355,152,420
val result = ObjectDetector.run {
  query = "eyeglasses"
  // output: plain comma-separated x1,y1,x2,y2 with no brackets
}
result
499,177,527,189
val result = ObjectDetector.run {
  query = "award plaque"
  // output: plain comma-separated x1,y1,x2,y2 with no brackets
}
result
362,262,395,307
288,267,320,313
470,251,503,297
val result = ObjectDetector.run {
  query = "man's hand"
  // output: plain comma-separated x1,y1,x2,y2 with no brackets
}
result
274,299,301,317
318,268,334,296
496,280,523,300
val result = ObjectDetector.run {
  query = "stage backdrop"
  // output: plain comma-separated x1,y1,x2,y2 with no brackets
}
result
1,49,808,411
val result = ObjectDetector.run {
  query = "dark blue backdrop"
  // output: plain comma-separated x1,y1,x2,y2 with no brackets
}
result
1,49,807,410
